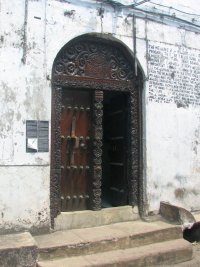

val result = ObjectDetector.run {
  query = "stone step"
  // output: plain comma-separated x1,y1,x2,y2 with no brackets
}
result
37,239,192,267
35,220,182,261
54,206,139,231
0,232,38,267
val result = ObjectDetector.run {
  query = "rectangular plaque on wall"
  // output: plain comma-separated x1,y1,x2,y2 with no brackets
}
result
26,120,49,152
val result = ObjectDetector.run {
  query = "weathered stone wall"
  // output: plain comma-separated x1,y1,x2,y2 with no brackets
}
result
0,0,200,231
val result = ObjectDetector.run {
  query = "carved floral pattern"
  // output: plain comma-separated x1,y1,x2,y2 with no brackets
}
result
90,91,103,210
53,41,134,82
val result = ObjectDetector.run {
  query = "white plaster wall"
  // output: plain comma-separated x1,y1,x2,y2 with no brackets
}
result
145,35,200,212
0,0,200,232
146,103,200,212
0,166,50,233
0,0,51,232
0,0,51,165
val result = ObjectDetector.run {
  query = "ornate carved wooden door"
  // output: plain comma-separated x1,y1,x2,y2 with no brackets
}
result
60,89,92,211
51,37,141,223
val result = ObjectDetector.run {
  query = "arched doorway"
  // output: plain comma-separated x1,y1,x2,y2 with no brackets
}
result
50,34,143,226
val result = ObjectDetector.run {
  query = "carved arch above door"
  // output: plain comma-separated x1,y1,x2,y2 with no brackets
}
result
50,34,143,227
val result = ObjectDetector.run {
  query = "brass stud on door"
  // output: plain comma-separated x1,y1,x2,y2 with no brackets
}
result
72,165,77,170
80,143,86,149
61,135,65,140
95,166,102,171
79,166,84,171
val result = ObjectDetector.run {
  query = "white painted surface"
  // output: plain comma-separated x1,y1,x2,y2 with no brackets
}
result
0,166,50,233
0,0,200,231
146,103,200,212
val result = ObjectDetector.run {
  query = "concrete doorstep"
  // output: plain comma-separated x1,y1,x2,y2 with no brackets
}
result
54,206,139,231
35,220,193,267
37,239,192,267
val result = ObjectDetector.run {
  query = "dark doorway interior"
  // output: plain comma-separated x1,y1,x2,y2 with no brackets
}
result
102,91,129,208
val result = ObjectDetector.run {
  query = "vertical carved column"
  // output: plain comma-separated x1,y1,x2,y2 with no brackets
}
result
50,86,62,227
90,90,103,210
128,88,139,206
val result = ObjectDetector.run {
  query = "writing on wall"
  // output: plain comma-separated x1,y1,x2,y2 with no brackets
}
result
148,41,200,107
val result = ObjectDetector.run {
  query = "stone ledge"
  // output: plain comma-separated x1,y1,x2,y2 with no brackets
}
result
0,232,38,267
54,205,139,231
38,239,193,267
35,220,182,260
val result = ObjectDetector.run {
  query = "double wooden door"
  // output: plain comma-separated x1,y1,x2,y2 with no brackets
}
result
60,89,128,211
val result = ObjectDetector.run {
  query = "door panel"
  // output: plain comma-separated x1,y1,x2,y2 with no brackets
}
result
60,89,92,211
103,92,128,207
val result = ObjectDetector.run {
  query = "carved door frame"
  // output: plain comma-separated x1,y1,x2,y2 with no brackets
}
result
50,34,144,227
